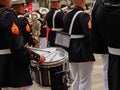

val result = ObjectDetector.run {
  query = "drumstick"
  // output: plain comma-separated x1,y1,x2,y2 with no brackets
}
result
31,47,51,53
47,51,58,62
45,50,57,58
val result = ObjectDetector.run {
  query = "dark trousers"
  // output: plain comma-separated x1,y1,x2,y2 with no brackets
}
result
108,54,120,90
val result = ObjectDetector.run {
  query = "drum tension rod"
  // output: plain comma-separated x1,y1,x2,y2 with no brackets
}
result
54,70,70,75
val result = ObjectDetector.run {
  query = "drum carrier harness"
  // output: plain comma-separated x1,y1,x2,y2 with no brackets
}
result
55,10,84,48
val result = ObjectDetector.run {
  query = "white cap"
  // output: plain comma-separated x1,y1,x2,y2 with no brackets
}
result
11,0,26,5
39,7,49,15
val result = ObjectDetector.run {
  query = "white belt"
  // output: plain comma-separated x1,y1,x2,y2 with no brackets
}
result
0,49,11,55
51,28,63,31
108,47,120,55
71,35,84,39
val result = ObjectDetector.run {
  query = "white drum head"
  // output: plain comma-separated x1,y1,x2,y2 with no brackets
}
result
32,47,68,66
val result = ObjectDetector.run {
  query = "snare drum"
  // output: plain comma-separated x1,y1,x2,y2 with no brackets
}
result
31,47,69,87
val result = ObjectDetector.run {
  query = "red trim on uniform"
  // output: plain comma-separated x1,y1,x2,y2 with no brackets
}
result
46,28,51,40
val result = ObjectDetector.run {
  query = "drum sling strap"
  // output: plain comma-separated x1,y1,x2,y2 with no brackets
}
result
52,10,63,31
55,10,83,48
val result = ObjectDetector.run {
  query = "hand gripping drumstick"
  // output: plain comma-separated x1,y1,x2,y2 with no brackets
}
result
31,47,57,59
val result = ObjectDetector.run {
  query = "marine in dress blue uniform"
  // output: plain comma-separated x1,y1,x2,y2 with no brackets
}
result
46,1,68,90
0,1,45,89
91,0,109,90
91,0,120,90
11,0,34,46
64,0,95,89
46,0,65,47
18,16,34,46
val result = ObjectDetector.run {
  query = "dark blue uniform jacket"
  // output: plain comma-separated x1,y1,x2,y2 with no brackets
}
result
0,5,40,87
64,7,95,62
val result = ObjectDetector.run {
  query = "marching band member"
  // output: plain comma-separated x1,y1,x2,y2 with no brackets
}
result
64,0,95,90
0,0,45,90
91,0,120,89
46,0,65,47
91,0,109,90
11,0,35,46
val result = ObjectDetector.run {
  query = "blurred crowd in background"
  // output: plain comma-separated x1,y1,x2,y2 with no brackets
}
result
23,0,93,48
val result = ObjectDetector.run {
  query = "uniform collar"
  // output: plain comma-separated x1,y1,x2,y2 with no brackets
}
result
17,12,23,15
51,8,59,10
74,6,84,11
0,4,6,8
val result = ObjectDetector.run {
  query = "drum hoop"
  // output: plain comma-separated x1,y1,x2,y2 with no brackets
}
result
40,56,68,68
32,47,68,67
